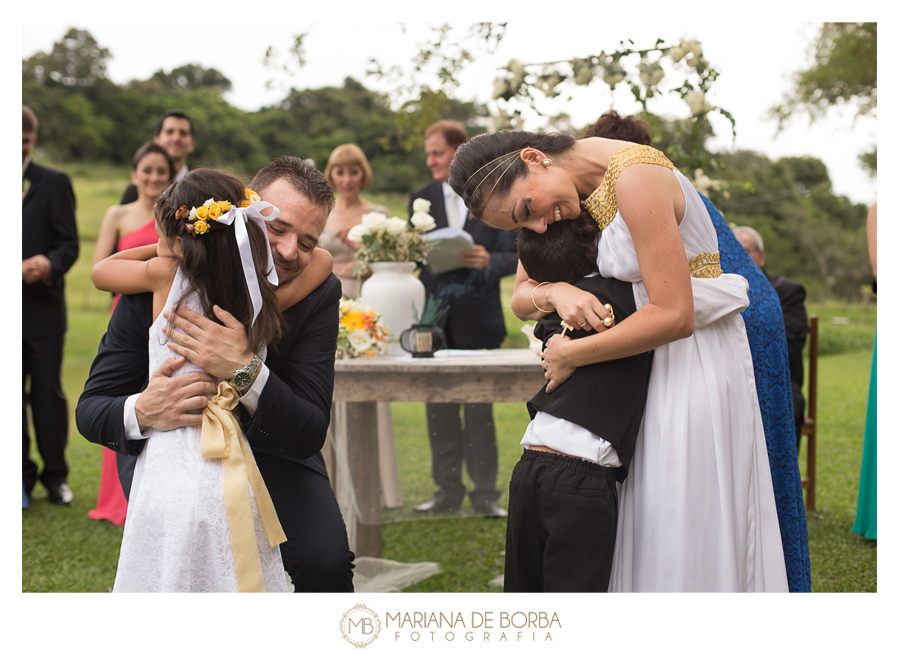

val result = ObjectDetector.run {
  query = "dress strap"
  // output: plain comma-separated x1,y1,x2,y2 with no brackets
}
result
582,144,677,230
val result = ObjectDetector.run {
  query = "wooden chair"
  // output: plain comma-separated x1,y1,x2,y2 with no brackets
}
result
800,315,818,510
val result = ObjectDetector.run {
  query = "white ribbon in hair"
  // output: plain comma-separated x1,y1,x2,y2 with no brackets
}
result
212,200,280,325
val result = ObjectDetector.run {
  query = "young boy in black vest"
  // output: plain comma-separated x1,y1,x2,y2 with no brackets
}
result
504,213,653,592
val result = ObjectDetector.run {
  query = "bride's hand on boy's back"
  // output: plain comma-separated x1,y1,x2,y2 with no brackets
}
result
163,304,254,381
541,334,577,394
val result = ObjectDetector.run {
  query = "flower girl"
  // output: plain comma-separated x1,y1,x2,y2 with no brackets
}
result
91,168,332,592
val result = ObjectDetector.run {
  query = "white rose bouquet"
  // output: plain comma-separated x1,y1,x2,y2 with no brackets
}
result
336,297,390,359
350,206,437,276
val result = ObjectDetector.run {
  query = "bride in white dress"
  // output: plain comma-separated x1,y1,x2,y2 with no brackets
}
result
450,131,788,592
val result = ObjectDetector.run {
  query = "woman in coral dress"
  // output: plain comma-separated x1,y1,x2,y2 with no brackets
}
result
87,143,173,525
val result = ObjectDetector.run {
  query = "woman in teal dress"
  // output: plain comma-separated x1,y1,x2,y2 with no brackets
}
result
853,202,876,540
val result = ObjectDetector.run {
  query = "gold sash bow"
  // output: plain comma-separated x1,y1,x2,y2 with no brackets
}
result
200,382,286,593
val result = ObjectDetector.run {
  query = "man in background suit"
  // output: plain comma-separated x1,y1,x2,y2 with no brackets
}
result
77,157,355,591
120,109,194,204
22,105,80,506
407,120,518,517
735,226,809,447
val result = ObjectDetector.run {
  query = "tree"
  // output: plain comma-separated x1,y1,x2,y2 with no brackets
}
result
147,64,233,93
490,36,735,178
22,27,111,87
771,22,876,174
713,149,869,301
366,23,505,150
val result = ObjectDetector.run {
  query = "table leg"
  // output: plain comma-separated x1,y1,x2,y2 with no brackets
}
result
345,400,382,558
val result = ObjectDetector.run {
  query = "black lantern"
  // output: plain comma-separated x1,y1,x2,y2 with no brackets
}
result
400,324,447,358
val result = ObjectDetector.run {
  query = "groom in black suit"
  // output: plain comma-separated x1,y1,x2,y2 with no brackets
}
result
408,121,518,517
76,156,355,592
22,105,80,506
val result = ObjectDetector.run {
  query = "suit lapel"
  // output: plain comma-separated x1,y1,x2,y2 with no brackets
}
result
22,161,37,204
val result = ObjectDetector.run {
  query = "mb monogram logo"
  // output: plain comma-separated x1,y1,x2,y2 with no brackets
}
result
340,603,382,648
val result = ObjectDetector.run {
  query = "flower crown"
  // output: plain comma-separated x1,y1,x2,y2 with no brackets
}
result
174,188,262,235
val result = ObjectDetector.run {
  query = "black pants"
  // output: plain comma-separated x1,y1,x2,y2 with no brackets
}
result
425,402,500,506
254,453,355,592
22,333,69,493
504,449,618,592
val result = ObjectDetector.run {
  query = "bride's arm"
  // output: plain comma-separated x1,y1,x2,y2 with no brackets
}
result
511,260,612,326
542,164,694,392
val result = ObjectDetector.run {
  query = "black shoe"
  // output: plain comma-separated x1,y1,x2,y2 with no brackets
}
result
47,482,74,506
472,500,507,518
413,492,462,514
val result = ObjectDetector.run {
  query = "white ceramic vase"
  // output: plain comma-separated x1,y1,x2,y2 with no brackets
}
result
360,262,426,357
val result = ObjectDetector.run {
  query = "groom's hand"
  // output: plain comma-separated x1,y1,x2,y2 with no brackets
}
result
163,305,254,381
135,356,218,432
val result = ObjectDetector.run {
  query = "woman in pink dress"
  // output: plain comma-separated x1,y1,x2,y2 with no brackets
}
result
87,142,173,525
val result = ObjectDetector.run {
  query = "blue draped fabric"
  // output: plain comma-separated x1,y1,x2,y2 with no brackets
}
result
702,194,812,592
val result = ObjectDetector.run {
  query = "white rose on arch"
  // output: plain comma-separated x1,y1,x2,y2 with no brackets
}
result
684,90,712,115
411,211,437,232
412,198,432,214
385,216,409,235
346,224,370,244
361,212,388,231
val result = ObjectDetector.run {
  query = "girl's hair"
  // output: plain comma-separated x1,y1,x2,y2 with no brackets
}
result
324,144,374,190
131,141,175,179
155,168,283,352
448,130,576,220
516,212,600,285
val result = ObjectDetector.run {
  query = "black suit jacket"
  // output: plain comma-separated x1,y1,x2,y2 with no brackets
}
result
22,161,79,338
766,273,808,424
408,180,517,349
76,274,343,479
527,275,653,480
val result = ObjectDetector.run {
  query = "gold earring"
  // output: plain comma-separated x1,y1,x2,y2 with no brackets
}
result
542,159,552,167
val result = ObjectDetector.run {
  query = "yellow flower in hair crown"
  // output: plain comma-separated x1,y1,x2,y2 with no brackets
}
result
240,188,261,208
186,189,258,234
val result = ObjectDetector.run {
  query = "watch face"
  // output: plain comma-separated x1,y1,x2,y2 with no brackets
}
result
233,371,252,389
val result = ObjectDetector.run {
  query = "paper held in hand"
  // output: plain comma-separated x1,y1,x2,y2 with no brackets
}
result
423,227,476,275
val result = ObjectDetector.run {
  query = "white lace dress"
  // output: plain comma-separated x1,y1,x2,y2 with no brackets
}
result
113,267,289,593
590,146,788,592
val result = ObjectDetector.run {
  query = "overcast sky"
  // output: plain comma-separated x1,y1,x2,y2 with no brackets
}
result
22,19,878,205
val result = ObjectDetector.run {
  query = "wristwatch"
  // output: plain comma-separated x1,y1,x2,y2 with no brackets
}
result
231,354,262,391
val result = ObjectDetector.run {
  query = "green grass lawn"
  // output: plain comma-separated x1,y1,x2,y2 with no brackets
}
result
22,161,876,592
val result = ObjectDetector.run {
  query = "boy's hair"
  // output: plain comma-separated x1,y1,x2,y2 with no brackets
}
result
155,168,283,352
516,213,600,284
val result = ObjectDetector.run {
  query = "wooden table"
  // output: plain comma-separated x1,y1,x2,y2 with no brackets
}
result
332,349,545,557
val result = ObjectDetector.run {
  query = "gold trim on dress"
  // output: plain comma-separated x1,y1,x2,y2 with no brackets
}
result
688,252,722,279
582,144,677,230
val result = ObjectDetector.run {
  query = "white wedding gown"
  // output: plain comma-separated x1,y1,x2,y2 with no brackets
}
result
113,267,289,593
596,163,788,592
